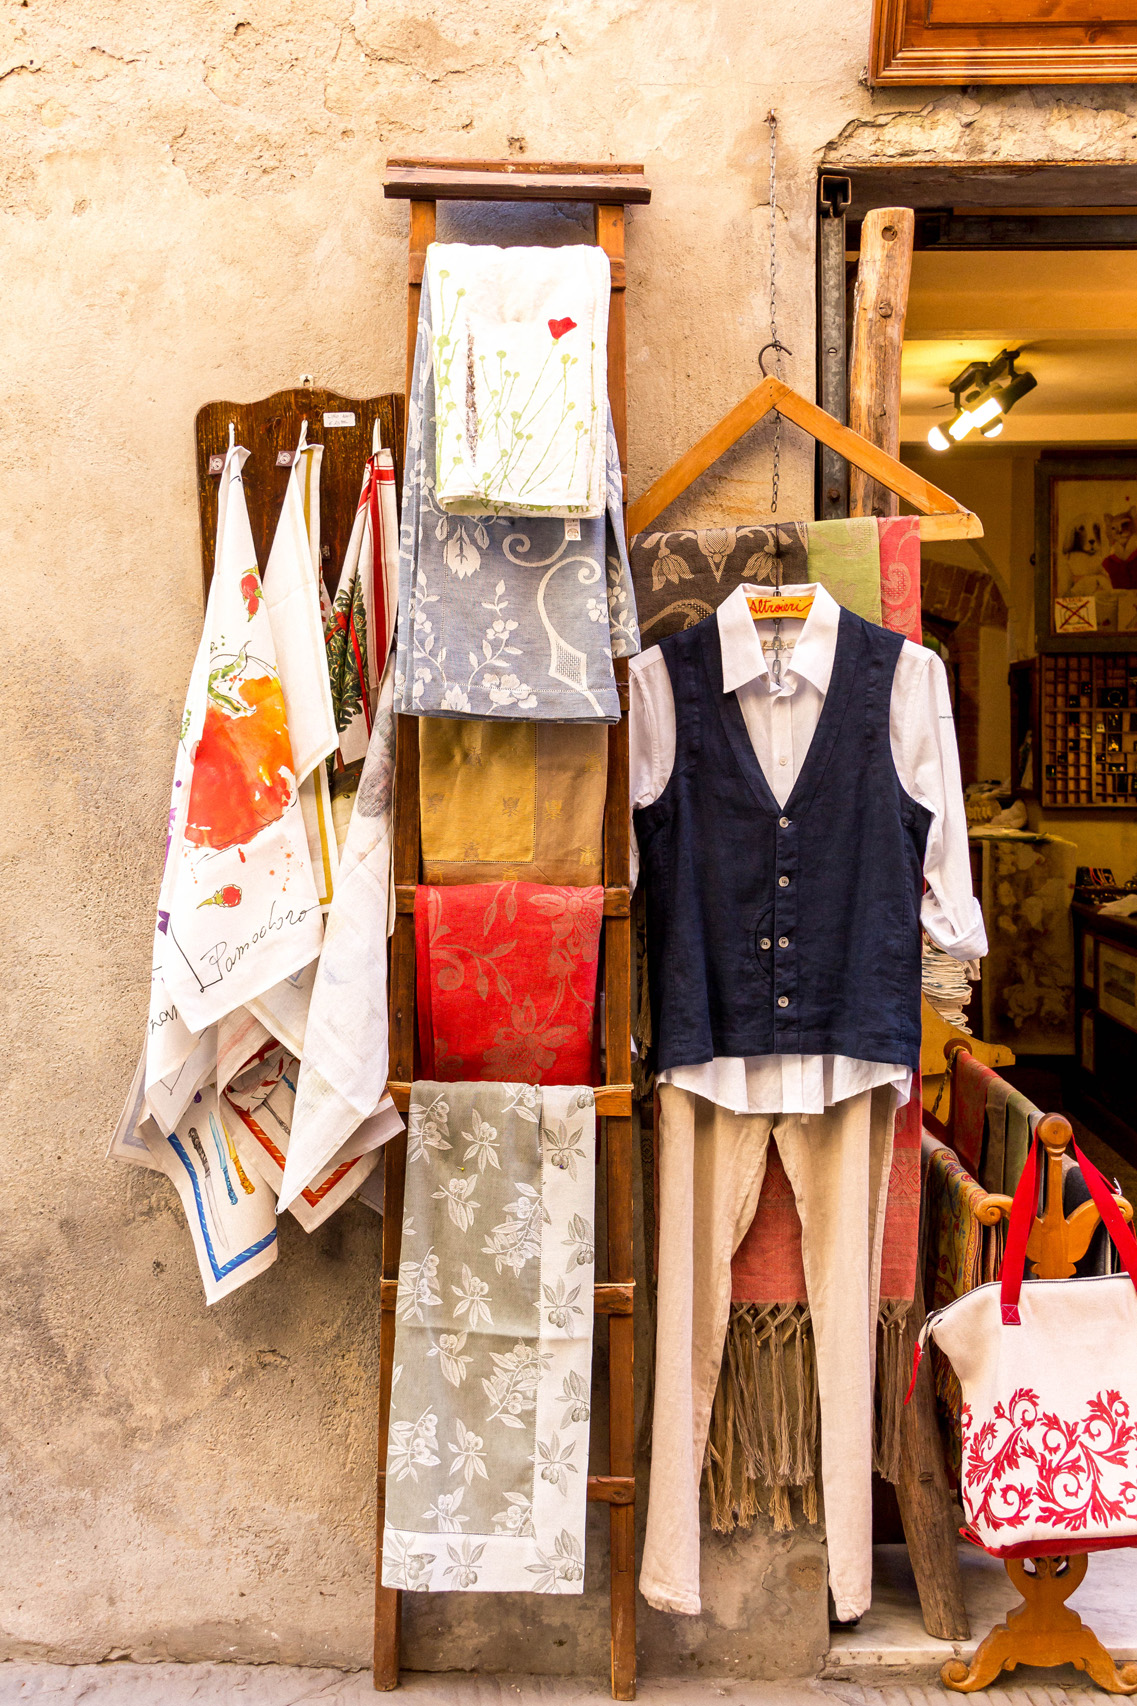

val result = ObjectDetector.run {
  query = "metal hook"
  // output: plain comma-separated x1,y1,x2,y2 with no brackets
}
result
758,340,792,378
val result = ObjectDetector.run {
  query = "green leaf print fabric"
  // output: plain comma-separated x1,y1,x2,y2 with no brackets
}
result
427,242,610,518
382,1081,596,1594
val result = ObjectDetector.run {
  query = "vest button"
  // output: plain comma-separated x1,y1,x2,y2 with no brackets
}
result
778,936,789,948
759,937,771,951
777,996,789,1008
778,875,789,887
779,816,791,828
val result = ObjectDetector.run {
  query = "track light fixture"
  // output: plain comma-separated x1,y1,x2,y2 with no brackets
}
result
926,348,1037,451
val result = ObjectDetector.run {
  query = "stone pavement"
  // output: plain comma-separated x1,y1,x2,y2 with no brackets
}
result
0,1667,1119,1704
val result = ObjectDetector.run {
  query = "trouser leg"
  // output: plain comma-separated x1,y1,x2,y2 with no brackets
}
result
639,1086,770,1615
776,1087,895,1621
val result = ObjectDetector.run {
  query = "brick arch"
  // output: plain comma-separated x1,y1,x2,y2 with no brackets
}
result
921,560,1007,787
921,558,1008,629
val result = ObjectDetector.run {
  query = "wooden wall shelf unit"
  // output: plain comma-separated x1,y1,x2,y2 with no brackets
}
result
194,389,403,607
1022,651,1137,810
374,157,648,1702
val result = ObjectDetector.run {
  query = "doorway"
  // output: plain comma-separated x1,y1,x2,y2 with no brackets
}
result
817,162,1137,1670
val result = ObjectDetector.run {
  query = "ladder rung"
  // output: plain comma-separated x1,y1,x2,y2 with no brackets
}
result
394,884,629,917
376,1469,633,1504
385,1081,633,1117
380,1277,633,1314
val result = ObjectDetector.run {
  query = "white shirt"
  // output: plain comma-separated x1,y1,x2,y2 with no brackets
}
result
629,583,987,1116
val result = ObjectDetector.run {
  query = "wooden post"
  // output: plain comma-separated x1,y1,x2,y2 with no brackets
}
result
846,199,968,1642
847,208,914,520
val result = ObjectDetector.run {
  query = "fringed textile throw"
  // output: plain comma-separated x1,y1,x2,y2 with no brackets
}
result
705,1089,923,1531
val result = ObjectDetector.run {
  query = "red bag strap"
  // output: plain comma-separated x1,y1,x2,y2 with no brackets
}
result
1000,1130,1137,1324
999,1129,1041,1324
1072,1138,1137,1294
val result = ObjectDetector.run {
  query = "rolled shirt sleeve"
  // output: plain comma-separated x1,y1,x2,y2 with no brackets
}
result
892,644,988,963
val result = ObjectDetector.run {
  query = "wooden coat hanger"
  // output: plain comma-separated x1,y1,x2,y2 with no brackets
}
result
626,372,984,543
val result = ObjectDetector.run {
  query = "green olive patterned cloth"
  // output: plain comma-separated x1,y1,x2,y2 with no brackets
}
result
382,1080,596,1594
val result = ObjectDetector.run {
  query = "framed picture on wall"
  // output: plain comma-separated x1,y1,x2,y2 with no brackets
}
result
1037,456,1137,652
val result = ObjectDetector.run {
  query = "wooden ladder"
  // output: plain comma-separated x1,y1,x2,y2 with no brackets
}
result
374,157,651,1701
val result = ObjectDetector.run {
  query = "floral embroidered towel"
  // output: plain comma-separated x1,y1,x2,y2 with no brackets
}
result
419,720,608,886
415,883,603,1086
382,1080,596,1594
396,277,638,722
427,242,610,518
326,425,399,766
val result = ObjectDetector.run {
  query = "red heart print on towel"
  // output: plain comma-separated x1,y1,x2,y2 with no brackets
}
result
548,317,577,340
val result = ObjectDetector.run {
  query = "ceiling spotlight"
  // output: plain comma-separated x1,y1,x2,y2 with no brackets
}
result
929,348,1036,450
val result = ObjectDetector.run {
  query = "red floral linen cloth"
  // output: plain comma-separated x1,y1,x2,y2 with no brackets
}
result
414,882,603,1086
878,516,922,643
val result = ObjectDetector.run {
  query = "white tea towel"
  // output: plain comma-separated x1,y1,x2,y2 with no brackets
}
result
158,440,323,1032
142,1084,278,1305
326,424,399,766
279,654,402,1210
427,243,609,518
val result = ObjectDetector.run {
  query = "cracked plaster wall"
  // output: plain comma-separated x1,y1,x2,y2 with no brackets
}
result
2,0,1134,1678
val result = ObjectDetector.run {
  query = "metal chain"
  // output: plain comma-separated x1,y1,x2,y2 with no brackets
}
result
768,109,780,520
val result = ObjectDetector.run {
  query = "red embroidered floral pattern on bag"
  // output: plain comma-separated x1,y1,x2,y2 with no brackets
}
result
415,882,603,1086
961,1387,1137,1539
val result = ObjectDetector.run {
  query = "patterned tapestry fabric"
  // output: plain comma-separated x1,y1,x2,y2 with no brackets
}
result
414,883,603,1086
426,243,610,519
950,1050,997,1176
878,516,922,642
978,1075,1015,1196
419,720,608,886
396,281,639,723
628,517,881,645
922,1137,1001,1482
382,1080,596,1594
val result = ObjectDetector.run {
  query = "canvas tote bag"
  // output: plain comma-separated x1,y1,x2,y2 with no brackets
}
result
915,1132,1137,1557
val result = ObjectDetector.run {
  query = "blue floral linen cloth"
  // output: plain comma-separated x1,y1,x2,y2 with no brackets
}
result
395,282,639,722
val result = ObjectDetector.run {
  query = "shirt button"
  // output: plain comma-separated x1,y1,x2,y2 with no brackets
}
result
778,936,789,948
779,816,791,828
778,875,789,887
759,937,771,951
778,756,788,767
777,996,789,1008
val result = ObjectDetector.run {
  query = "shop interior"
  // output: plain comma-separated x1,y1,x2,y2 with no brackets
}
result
827,170,1137,1673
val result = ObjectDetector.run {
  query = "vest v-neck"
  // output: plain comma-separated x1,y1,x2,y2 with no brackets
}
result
703,606,863,818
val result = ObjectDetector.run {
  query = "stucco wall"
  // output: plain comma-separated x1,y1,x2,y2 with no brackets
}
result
4,0,1137,1678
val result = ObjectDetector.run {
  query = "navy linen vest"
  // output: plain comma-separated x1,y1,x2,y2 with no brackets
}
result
634,607,932,1076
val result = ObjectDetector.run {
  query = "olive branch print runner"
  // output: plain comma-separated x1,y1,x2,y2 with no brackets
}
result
382,1080,596,1594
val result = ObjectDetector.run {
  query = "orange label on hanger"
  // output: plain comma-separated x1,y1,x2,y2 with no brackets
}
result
747,593,814,621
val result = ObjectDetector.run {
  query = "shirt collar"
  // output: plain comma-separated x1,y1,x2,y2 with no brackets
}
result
716,581,842,696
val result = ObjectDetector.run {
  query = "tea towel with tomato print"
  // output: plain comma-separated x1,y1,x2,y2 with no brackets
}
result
382,1080,596,1594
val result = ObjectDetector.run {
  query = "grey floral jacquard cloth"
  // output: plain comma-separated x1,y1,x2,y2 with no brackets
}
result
629,517,881,642
395,281,639,722
382,1080,596,1594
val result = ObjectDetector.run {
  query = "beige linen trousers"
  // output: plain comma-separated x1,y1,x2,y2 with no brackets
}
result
639,1083,896,1622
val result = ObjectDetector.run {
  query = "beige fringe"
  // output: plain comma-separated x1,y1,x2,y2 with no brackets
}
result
703,1297,914,1534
